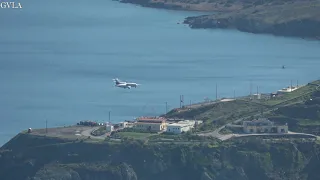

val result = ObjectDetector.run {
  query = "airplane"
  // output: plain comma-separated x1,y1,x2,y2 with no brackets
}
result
113,78,140,89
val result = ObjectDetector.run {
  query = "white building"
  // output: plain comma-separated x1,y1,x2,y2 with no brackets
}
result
243,118,288,134
252,93,261,100
119,122,128,128
166,120,197,134
106,124,114,132
277,86,301,94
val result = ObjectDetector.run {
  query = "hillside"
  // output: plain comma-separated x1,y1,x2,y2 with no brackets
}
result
1,133,320,180
184,0,320,39
268,90,320,134
166,80,320,132
117,0,320,39
165,99,268,131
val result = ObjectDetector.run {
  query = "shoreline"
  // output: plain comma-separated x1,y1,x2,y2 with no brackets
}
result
3,79,318,145
117,0,320,40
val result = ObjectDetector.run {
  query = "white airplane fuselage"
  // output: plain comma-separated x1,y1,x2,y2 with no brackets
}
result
116,83,131,89
113,78,139,89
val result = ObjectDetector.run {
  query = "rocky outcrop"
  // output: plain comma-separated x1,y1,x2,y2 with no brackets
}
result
183,1,320,39
117,0,320,39
184,14,320,39
120,0,185,11
1,134,320,180
32,165,81,180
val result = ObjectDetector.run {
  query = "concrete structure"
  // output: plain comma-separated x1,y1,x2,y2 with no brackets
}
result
252,93,261,100
119,122,128,128
106,124,114,132
243,118,288,134
277,86,301,94
134,117,167,132
166,120,200,134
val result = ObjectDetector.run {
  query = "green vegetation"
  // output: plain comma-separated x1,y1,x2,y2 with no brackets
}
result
166,99,267,131
184,0,320,39
1,134,320,180
165,80,320,134
1,80,320,180
91,126,107,136
117,132,155,139
120,0,320,38
267,89,320,135
261,81,320,106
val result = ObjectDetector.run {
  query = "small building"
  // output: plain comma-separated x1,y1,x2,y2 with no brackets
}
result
277,86,299,94
243,118,288,134
119,122,128,128
166,120,197,134
106,124,114,132
252,93,261,100
134,117,167,132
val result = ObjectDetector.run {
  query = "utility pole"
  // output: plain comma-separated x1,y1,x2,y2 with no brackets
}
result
182,95,184,107
108,111,111,123
179,95,182,108
46,120,48,134
165,102,168,114
216,83,218,100
250,80,252,96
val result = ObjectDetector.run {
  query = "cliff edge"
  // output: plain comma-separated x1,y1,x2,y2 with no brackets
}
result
1,132,320,180
118,0,320,39
184,1,320,39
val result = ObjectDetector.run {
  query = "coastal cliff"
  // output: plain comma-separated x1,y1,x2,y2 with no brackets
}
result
1,133,320,180
118,0,320,39
183,1,320,39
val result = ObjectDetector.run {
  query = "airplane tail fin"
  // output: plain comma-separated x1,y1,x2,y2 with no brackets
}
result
112,78,121,85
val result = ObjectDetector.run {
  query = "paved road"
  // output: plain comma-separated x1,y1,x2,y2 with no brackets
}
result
218,131,317,141
197,110,271,140
80,127,108,140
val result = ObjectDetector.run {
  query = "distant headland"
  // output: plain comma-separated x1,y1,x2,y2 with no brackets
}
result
117,0,320,39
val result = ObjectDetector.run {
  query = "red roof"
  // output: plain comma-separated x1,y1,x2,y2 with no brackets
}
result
136,117,166,121
136,117,166,123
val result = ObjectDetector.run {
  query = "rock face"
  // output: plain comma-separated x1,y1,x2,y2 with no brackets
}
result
32,165,81,180
183,13,320,39
182,1,320,39
116,0,320,39
1,134,320,180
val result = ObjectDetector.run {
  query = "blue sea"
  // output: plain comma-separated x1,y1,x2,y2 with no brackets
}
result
0,0,320,146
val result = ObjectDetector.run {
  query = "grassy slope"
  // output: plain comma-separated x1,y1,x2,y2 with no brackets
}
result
166,80,320,132
268,90,320,134
166,99,267,131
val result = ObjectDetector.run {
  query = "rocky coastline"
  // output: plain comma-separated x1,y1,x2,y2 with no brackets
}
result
118,0,320,39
